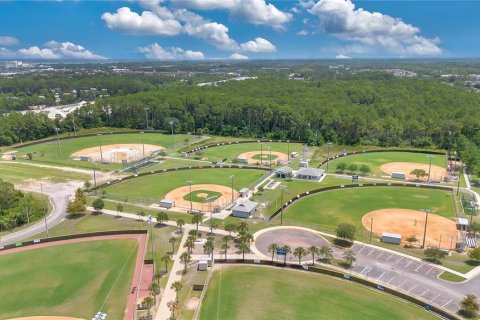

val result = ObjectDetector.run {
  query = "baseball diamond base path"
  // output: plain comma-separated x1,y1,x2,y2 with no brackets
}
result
0,234,148,320
165,184,238,212
71,144,164,164
237,151,288,164
380,162,447,181
362,209,458,250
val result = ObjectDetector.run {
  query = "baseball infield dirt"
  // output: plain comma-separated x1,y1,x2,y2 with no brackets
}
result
71,144,164,164
237,151,288,165
165,184,238,212
380,162,447,181
362,208,458,249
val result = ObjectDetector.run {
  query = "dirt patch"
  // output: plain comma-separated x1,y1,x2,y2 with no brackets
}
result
196,193,209,198
362,209,458,249
71,144,164,164
8,317,85,320
238,151,289,165
380,162,447,181
165,184,237,212
186,296,200,310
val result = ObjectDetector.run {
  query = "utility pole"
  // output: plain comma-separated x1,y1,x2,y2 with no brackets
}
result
145,108,149,131
93,162,97,195
72,111,77,135
54,127,62,158
369,217,373,244
187,180,193,212
140,131,145,158
287,140,290,162
427,155,434,182
169,121,174,149
280,185,287,225
421,209,431,248
147,215,154,260
40,183,49,238
97,133,104,163
269,147,272,173
230,175,235,204
326,142,332,172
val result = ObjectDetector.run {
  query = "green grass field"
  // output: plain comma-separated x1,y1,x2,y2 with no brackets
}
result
322,151,446,174
0,161,91,184
199,267,438,320
201,142,303,163
0,239,137,319
281,186,455,230
183,190,222,203
102,168,266,201
13,132,208,170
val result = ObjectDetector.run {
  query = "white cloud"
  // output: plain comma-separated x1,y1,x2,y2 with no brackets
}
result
309,0,442,55
297,30,309,36
101,7,182,36
17,41,105,60
138,43,205,60
0,36,19,46
0,47,14,57
229,53,249,60
335,54,350,59
240,37,276,53
169,0,292,30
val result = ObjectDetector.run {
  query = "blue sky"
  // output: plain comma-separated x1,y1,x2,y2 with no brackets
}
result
0,0,479,60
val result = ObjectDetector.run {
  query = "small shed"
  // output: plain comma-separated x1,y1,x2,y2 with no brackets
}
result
298,161,309,168
232,200,258,218
290,152,298,159
159,199,175,209
458,218,469,231
381,232,401,245
275,166,293,178
181,152,188,157
391,172,406,179
235,156,248,163
295,168,324,181
200,255,212,267
198,260,208,271
239,188,250,197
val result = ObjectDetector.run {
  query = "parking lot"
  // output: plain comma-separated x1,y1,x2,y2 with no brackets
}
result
352,243,461,312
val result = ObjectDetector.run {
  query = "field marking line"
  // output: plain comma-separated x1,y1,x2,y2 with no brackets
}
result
431,293,442,302
387,276,397,284
216,267,222,320
442,299,453,307
98,237,139,312
425,267,434,275
377,272,385,280
408,284,417,292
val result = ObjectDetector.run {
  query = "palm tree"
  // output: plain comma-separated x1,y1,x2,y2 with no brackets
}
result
268,243,278,262
238,240,249,261
192,213,202,231
282,245,291,265
221,242,230,259
241,232,254,245
169,236,177,253
143,296,154,316
153,271,163,285
320,245,333,264
161,254,172,273
149,282,160,302
308,245,320,265
171,281,183,302
167,300,179,320
204,239,214,259
138,209,146,222
176,218,185,233
293,247,307,265
184,237,195,253
180,251,191,274
238,221,249,234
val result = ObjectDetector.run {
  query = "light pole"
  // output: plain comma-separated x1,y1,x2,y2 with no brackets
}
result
93,162,97,195
326,142,333,172
287,140,290,161
269,147,272,172
140,131,145,158
280,185,287,225
369,217,373,244
72,111,77,135
426,155,434,182
147,215,154,260
206,195,216,235
54,127,62,158
260,142,263,164
420,209,431,248
97,133,104,163
187,180,193,212
230,175,235,203
169,120,174,149
40,183,49,238
145,108,149,131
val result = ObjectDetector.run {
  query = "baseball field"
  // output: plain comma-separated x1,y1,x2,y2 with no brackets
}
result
0,239,138,319
199,266,439,320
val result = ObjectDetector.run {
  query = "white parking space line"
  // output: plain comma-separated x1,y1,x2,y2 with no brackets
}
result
367,249,375,256
405,260,414,267
408,284,417,292
385,254,394,262
421,289,430,297
377,252,383,259
442,299,453,307
387,276,397,284
414,264,423,272
425,267,434,275
377,272,385,280
358,246,366,254
397,279,408,288
360,266,372,275
431,293,441,302
396,257,403,264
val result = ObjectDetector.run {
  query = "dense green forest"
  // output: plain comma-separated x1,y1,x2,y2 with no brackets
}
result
1,77,480,172
0,179,45,231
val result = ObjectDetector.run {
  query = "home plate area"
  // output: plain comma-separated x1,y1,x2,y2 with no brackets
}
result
352,243,460,312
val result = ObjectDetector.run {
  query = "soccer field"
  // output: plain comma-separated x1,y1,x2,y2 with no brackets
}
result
281,186,455,230
103,168,266,200
322,151,446,173
0,239,137,319
199,266,439,320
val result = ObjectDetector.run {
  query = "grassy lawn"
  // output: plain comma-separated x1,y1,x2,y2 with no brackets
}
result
184,190,222,203
439,271,467,282
137,158,211,173
13,132,207,171
102,168,267,201
0,239,137,319
281,187,455,230
0,161,90,184
201,142,303,163
199,266,438,320
322,151,446,174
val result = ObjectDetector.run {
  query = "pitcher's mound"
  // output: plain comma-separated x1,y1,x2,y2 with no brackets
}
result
362,209,458,249
380,162,447,181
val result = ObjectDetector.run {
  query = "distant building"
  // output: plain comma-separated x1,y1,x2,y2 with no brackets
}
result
231,200,258,218
295,168,324,181
275,166,293,179
239,188,250,197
